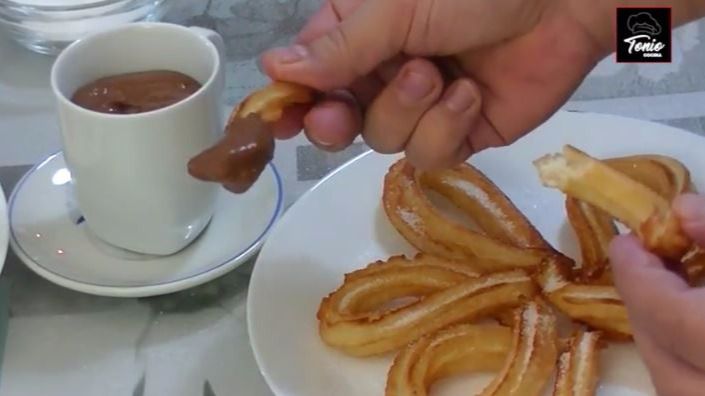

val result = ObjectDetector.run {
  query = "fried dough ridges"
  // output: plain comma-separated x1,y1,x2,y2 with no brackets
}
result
479,300,559,396
385,301,558,396
318,255,536,356
383,159,555,271
232,81,313,122
552,331,602,396
534,145,691,261
537,257,631,340
386,323,512,396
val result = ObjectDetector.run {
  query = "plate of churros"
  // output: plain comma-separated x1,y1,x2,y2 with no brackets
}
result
247,110,705,396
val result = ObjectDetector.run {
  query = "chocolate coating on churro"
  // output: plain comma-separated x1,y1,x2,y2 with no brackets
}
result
188,114,274,194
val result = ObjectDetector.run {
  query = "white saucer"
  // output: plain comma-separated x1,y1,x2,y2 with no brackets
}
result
0,183,7,273
8,151,283,297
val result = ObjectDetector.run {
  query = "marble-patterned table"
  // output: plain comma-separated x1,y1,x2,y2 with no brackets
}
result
1,1,705,394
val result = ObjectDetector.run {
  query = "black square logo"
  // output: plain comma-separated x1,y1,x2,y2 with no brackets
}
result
616,7,671,63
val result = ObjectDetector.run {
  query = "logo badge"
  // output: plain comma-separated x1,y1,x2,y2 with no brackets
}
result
616,7,671,63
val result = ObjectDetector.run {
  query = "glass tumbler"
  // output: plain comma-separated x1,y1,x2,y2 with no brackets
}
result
0,0,166,55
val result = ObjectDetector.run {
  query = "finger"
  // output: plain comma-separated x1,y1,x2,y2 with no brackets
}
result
428,58,507,155
295,0,364,44
404,78,483,170
348,55,409,108
262,0,415,90
302,91,361,151
610,235,689,307
631,326,705,396
271,104,311,140
610,235,705,370
660,288,705,372
362,58,443,154
674,193,705,247
466,115,508,154
347,76,384,109
374,55,410,83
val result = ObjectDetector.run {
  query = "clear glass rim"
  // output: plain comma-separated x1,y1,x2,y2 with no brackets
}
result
0,0,158,13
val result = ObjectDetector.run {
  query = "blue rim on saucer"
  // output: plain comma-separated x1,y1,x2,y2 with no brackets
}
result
0,182,7,274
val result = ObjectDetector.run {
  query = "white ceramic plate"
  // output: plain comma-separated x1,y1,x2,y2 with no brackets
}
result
0,182,7,273
248,111,705,396
8,151,283,297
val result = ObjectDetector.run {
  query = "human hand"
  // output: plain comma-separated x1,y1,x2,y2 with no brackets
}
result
610,193,705,396
260,0,610,169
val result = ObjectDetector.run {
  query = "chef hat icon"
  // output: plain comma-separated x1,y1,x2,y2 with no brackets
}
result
627,12,662,35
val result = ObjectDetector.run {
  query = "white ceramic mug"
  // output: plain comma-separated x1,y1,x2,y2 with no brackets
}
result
50,22,225,255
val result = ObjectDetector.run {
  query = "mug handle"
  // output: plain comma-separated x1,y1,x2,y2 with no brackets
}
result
189,26,226,66
189,26,226,124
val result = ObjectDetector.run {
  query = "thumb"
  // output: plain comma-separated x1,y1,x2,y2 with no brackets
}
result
674,193,705,247
609,235,689,320
610,234,705,371
261,0,413,91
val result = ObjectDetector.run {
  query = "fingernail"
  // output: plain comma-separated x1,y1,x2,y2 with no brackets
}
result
269,44,308,64
443,81,475,113
674,193,705,220
314,137,337,148
397,70,433,103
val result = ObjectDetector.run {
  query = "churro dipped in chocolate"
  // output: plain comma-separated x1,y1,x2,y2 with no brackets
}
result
188,82,314,193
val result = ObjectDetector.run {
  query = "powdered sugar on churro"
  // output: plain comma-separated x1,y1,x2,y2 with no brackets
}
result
443,177,506,219
390,271,530,327
511,303,539,394
540,262,568,293
573,332,597,391
555,332,599,394
556,351,571,389
398,208,423,232
520,302,537,331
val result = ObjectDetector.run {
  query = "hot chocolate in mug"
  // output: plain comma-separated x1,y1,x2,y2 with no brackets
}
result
50,23,226,255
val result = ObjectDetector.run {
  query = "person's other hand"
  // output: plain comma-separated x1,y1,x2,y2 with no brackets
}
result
610,193,705,396
260,0,609,169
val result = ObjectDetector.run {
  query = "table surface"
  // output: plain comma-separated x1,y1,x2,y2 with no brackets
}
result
2,1,705,395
